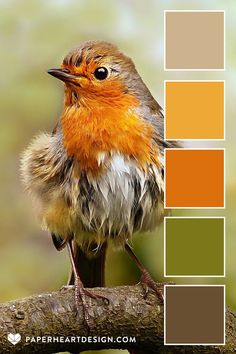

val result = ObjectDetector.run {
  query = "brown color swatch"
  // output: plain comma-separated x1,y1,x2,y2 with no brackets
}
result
165,81,224,140
165,149,224,208
165,11,224,69
165,285,225,344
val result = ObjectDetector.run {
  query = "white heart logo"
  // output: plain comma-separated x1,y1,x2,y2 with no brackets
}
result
7,333,21,345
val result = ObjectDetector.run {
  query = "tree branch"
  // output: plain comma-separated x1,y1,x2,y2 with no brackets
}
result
0,284,235,353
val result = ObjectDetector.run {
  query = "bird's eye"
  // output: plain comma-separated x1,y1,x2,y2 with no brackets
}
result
94,67,109,80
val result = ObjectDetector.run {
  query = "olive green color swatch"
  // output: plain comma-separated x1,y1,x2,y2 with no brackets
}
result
165,285,225,344
165,217,224,276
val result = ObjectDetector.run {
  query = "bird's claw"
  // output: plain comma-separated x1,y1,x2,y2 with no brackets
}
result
139,270,164,302
74,278,109,327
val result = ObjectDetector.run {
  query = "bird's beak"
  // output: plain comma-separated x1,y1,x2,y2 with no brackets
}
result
47,68,77,83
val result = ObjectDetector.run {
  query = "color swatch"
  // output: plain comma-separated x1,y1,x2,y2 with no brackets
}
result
164,285,225,345
163,8,226,347
165,11,225,70
164,217,225,277
165,149,225,208
165,81,225,140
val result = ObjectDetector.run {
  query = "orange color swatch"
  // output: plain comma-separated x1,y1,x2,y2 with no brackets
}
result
165,149,224,208
165,81,224,140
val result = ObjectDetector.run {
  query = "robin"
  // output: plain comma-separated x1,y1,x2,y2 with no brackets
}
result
21,40,175,323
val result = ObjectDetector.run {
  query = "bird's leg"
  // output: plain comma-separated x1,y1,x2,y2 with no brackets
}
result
67,240,90,322
66,240,109,325
125,243,163,301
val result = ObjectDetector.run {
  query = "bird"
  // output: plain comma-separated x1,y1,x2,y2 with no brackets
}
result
21,40,175,324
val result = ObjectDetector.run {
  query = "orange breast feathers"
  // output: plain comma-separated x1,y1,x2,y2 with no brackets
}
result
61,92,159,174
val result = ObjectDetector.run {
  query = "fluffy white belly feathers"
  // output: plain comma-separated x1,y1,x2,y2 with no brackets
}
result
21,132,164,250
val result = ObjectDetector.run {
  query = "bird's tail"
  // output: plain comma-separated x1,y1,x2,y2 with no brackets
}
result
68,241,107,288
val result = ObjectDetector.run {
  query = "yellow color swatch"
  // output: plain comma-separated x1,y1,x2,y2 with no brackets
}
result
165,81,224,140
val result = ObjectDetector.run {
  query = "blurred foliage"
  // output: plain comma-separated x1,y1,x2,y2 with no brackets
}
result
0,1,235,353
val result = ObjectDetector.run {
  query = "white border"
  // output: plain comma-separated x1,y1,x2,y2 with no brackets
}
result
164,10,225,71
164,284,226,345
163,216,226,277
164,148,226,209
164,80,225,141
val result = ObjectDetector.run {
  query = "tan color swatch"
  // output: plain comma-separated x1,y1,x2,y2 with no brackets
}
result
165,81,224,140
165,11,224,69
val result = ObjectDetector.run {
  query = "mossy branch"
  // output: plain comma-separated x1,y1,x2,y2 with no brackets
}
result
0,284,236,353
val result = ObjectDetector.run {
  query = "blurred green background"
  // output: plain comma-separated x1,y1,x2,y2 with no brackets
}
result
0,0,235,353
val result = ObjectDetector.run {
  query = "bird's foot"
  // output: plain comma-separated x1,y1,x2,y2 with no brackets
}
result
139,270,164,302
59,282,109,327
74,277,109,327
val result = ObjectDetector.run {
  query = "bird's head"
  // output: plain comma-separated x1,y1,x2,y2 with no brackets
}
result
47,41,161,173
48,40,144,108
